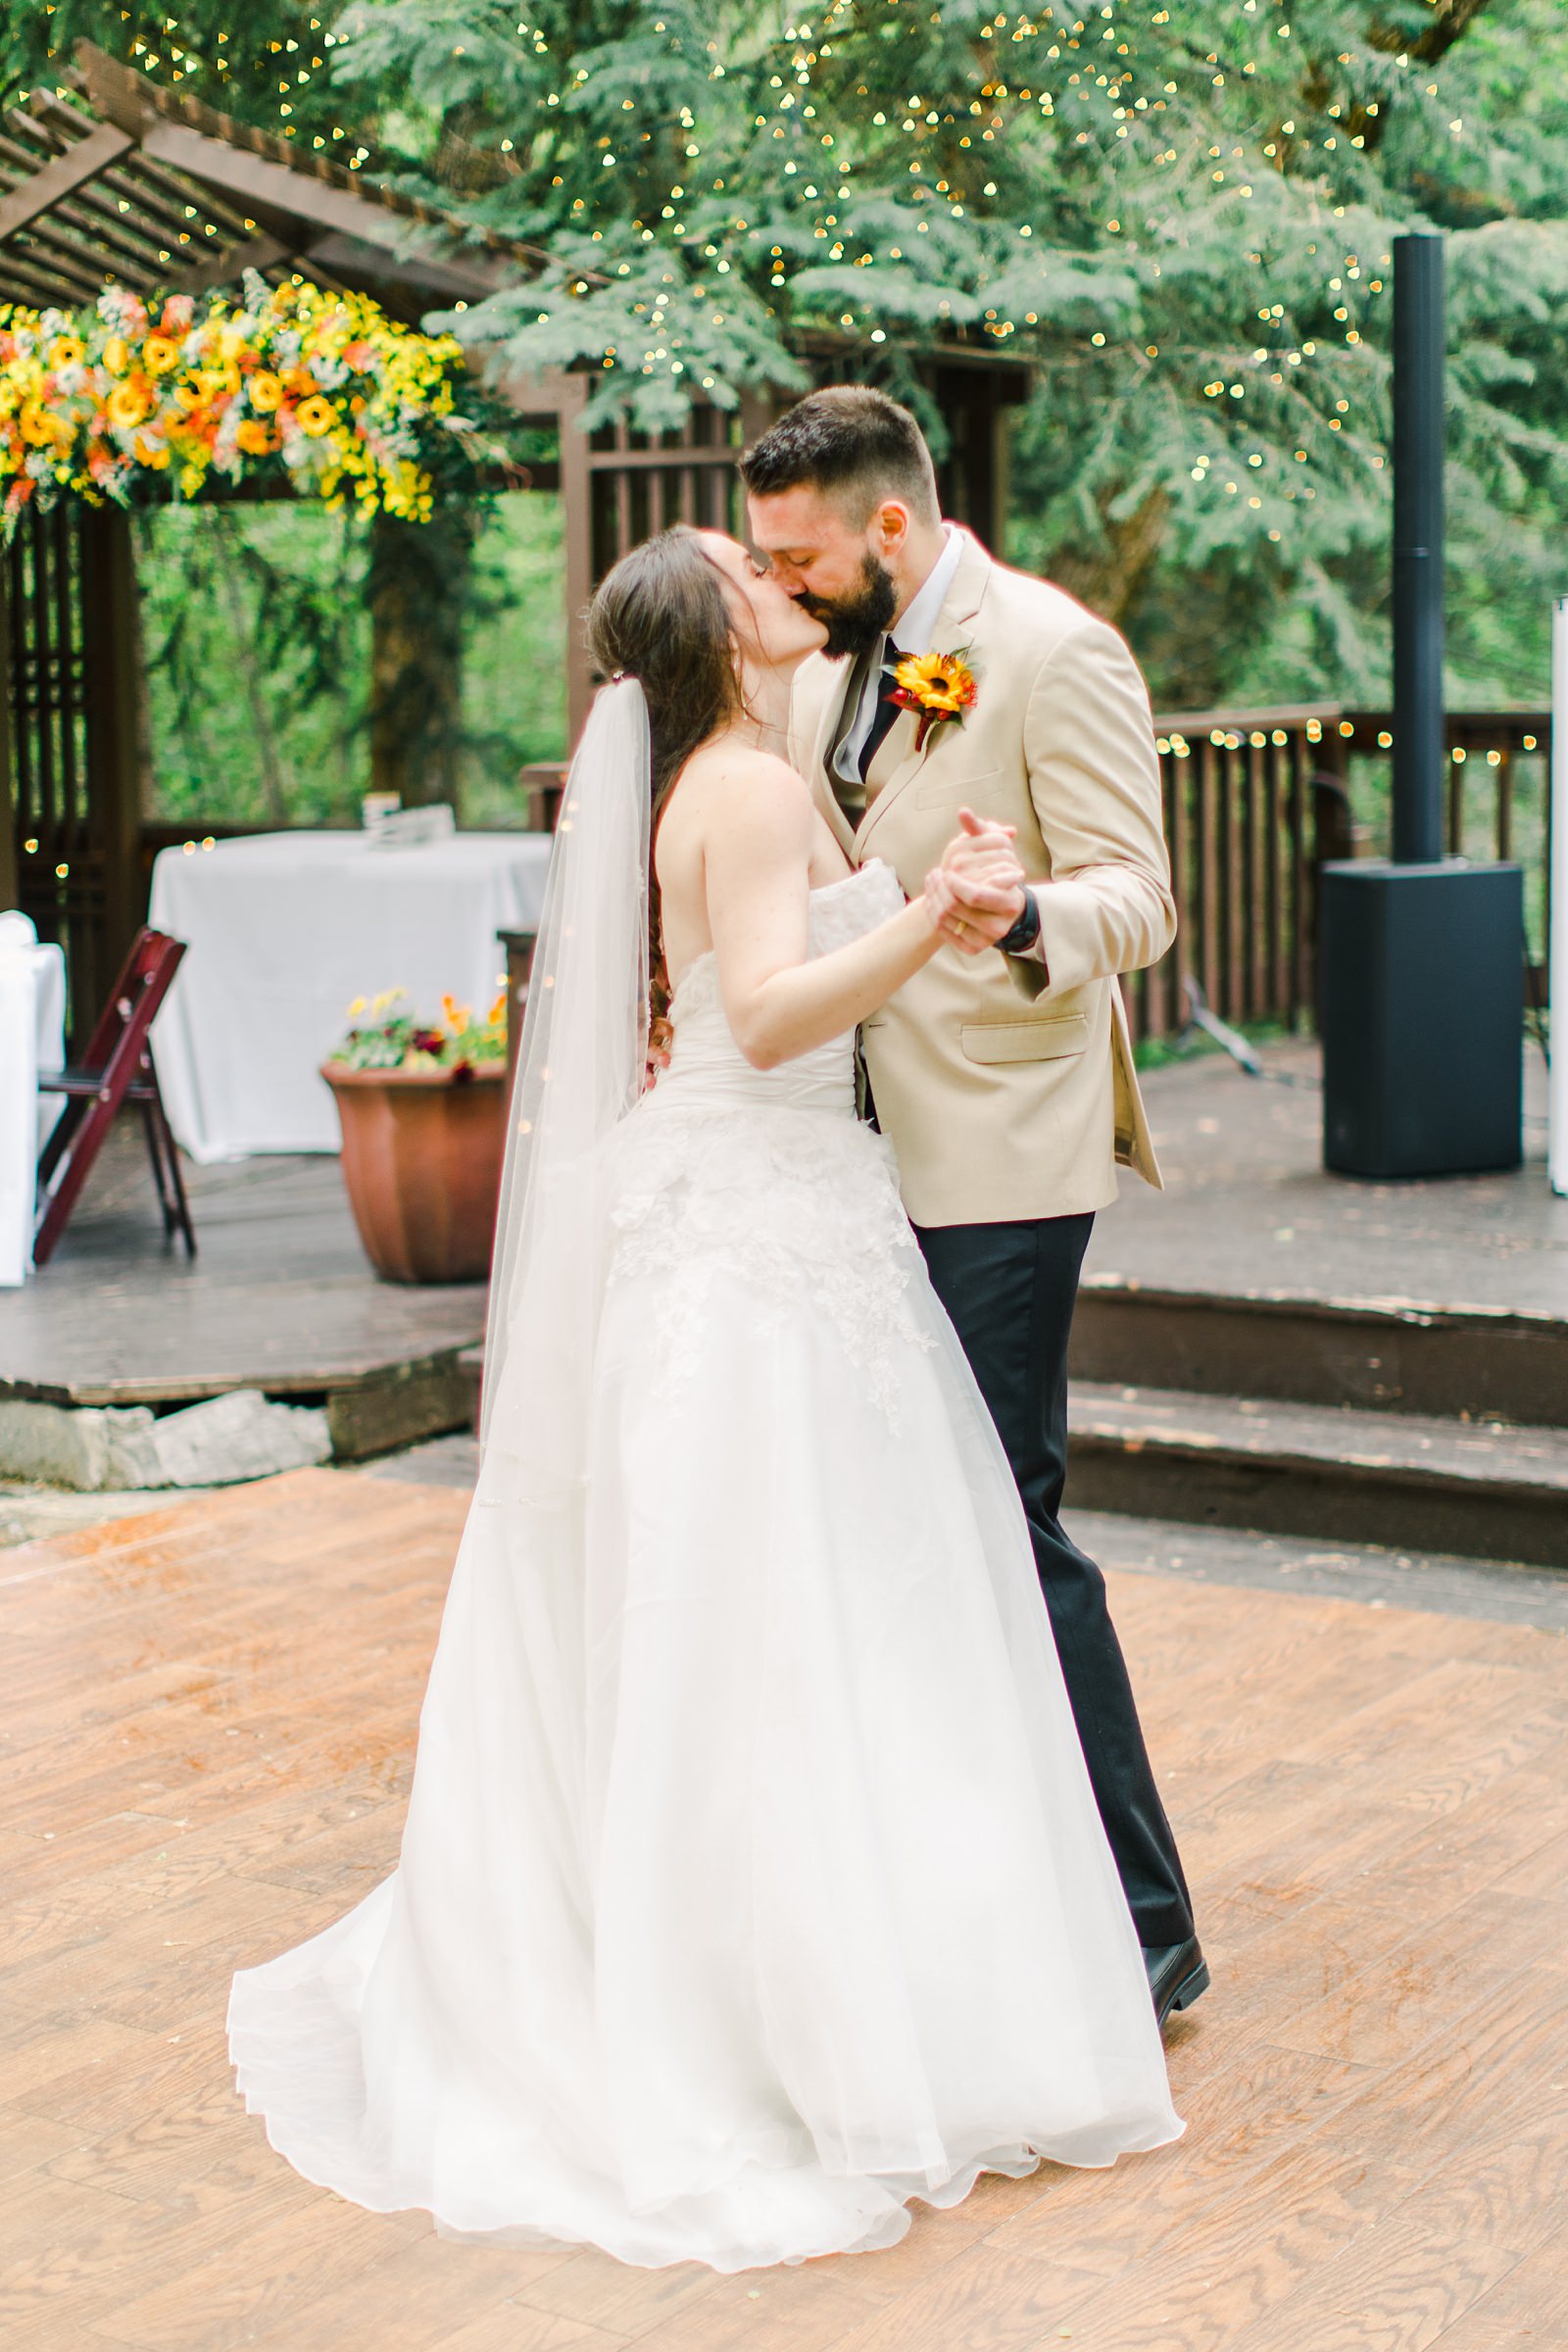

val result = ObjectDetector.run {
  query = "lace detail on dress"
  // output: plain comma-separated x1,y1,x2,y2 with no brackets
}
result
665,948,721,1026
603,1104,932,1422
604,860,931,1423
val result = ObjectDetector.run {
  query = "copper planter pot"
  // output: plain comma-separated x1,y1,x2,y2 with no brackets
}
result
321,1061,506,1285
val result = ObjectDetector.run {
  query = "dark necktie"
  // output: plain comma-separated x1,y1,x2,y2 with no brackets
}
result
856,655,904,785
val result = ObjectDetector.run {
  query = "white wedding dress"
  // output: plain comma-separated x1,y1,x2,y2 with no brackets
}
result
228,857,1181,2272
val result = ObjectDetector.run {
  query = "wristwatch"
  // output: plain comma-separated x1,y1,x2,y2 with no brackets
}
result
995,888,1042,957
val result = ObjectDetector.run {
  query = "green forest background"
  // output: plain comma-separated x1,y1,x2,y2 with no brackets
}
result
6,0,1566,831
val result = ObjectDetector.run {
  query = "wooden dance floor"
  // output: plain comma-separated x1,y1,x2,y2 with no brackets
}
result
3,1468,1566,2351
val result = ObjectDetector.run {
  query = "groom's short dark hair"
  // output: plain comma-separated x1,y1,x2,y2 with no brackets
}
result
740,387,940,526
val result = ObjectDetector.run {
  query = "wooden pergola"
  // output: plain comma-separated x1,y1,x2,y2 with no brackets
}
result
1,44,1029,1048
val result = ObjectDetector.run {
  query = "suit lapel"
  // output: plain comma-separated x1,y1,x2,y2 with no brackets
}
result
858,531,994,853
794,651,858,859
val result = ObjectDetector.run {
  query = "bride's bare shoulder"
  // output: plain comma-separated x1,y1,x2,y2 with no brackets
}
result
675,741,815,844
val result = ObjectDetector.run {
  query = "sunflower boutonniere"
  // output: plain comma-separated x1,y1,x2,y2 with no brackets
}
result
890,648,979,753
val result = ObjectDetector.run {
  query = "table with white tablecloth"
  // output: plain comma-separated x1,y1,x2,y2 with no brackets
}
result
0,912,67,1287
148,830,554,1162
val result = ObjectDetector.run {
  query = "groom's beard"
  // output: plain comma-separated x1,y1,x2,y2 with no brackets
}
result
797,554,898,659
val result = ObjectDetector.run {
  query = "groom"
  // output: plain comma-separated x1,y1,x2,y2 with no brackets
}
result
743,387,1205,2025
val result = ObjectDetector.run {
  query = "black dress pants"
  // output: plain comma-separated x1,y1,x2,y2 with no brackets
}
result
914,1212,1196,1950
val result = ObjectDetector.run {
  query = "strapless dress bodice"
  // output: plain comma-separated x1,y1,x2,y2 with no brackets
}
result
650,858,906,1118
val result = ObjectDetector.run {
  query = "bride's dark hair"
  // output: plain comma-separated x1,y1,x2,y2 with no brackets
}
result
584,524,742,1034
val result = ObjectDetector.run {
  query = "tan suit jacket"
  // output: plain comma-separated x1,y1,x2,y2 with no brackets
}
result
788,529,1175,1227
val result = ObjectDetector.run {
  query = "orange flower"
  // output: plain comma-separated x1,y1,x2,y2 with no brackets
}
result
234,418,274,456
142,333,181,374
131,431,171,469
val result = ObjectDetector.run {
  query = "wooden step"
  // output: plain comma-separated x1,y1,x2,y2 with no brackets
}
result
1066,1382,1568,1570
1071,1280,1568,1430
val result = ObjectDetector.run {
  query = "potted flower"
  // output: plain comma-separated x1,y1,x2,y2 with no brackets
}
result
322,987,508,1283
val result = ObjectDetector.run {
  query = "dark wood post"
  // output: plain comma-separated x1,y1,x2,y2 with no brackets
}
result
368,507,472,808
0,556,15,911
498,925,539,1103
555,372,593,749
78,507,142,1015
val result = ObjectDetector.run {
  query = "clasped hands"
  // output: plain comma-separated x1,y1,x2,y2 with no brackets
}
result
924,808,1030,956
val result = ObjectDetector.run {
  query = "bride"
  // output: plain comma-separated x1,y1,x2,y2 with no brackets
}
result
227,524,1182,2273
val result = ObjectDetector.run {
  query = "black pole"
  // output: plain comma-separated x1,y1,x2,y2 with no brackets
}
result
1391,231,1446,864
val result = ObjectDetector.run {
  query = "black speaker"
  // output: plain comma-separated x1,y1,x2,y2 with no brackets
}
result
1319,859,1524,1179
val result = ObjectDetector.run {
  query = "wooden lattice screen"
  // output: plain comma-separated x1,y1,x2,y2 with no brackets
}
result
543,361,1020,784
2,502,140,1051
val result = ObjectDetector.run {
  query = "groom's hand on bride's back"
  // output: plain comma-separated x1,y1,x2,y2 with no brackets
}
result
925,808,1029,952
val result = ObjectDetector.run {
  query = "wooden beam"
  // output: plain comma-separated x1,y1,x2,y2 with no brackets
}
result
4,218,123,298
35,193,172,280
138,121,520,299
297,227,508,309
0,256,85,308
0,121,132,242
172,230,291,295
583,444,738,475
1,116,255,264
95,154,254,247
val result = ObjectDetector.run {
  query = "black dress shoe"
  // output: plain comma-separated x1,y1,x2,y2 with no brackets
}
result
1145,1936,1209,2027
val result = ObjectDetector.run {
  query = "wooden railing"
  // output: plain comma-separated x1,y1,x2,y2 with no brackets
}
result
129,706,1551,1054
1129,704,1550,1046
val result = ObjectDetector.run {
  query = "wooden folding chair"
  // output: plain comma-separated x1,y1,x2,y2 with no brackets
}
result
33,927,196,1267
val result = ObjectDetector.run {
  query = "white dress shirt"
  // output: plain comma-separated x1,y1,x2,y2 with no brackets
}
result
831,524,966,787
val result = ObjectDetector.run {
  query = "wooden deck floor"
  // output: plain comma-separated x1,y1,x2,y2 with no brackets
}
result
0,1125,485,1408
3,1468,1566,2352
1089,1039,1565,1321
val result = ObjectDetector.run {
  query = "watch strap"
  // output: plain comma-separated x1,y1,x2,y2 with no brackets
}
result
995,890,1042,957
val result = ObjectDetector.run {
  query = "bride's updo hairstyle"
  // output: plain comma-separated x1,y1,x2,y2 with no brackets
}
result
585,524,743,1029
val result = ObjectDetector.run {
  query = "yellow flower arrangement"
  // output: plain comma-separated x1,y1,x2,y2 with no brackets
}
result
332,985,508,1073
0,272,502,541
106,380,151,430
891,648,979,751
20,398,62,449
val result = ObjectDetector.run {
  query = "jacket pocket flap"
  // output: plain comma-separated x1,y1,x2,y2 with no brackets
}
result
911,764,1004,808
960,1013,1090,1064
